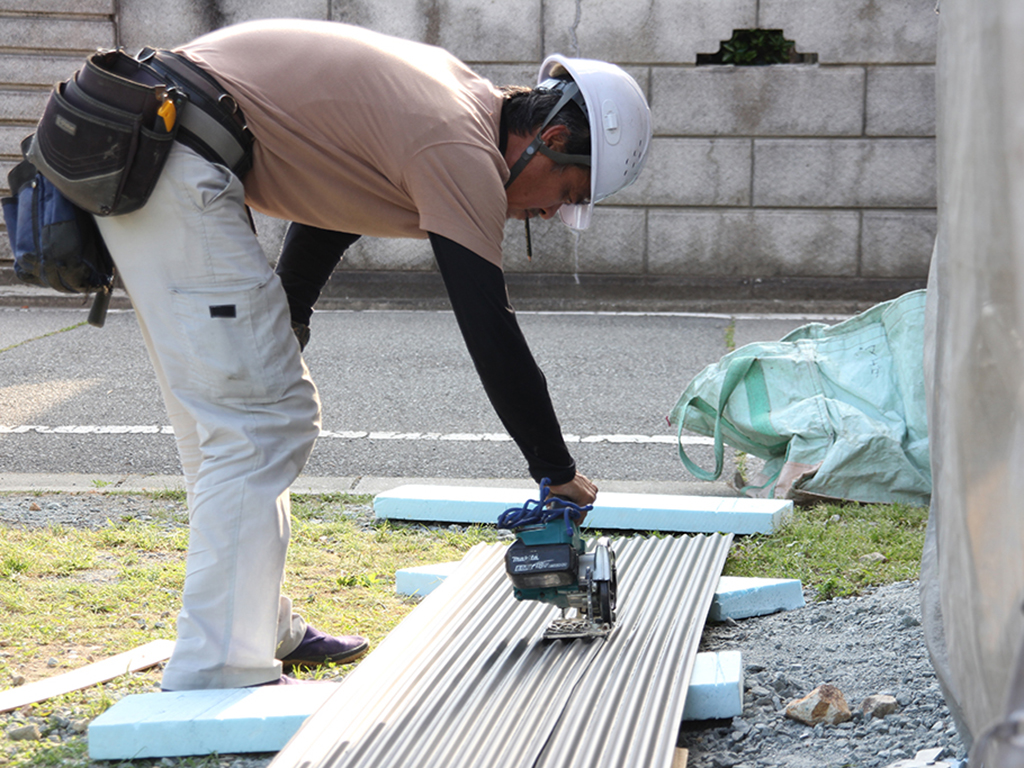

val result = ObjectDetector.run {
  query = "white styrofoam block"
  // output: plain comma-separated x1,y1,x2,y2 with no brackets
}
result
88,685,337,760
395,561,461,598
709,576,806,621
682,651,744,721
374,486,792,535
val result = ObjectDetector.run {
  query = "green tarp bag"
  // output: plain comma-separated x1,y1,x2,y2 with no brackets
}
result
668,290,931,505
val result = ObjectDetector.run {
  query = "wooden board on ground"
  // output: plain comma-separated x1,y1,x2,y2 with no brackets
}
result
674,748,689,768
0,639,173,713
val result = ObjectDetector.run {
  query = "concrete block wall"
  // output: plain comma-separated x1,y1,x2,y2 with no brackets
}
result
561,0,938,285
0,0,937,294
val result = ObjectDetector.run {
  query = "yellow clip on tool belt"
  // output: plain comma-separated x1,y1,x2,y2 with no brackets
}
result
138,48,254,180
24,48,253,217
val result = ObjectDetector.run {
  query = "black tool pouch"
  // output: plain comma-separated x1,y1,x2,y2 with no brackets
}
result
26,49,183,217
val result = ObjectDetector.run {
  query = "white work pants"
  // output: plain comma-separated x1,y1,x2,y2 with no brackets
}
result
95,144,320,689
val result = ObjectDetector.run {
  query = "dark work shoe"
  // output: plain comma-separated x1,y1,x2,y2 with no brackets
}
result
250,674,327,687
280,625,369,667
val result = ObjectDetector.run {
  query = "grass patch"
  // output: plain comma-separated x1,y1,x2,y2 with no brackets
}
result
725,500,928,600
0,494,497,683
3,737,91,768
724,319,736,352
143,488,188,505
0,321,88,354
1,490,505,766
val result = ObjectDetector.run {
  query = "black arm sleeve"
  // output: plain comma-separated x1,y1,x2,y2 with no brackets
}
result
275,223,361,326
429,232,576,485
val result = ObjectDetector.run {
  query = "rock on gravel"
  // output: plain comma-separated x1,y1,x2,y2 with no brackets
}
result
785,684,853,726
6,724,41,741
863,694,900,720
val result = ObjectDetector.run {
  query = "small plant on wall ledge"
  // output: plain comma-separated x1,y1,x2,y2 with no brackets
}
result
697,29,817,65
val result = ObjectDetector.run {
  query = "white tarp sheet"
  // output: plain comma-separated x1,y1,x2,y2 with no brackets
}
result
924,0,1024,763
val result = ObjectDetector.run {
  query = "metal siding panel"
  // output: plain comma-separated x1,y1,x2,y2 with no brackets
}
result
270,534,732,768
549,536,732,768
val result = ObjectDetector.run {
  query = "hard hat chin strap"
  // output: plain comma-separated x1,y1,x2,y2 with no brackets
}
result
504,81,589,190
536,142,591,168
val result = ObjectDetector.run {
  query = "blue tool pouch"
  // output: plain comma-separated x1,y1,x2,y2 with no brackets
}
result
3,137,115,325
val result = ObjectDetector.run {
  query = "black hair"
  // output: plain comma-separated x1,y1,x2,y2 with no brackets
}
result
500,83,591,162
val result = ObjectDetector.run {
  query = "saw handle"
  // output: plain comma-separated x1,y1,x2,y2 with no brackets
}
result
496,478,593,535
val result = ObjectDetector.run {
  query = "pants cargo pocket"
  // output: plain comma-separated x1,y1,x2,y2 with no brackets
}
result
170,278,295,404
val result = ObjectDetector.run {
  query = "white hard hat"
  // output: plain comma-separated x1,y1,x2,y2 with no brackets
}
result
538,55,652,230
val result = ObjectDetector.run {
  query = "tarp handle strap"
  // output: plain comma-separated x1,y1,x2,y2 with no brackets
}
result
676,357,783,492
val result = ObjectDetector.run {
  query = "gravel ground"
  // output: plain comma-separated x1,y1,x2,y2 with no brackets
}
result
0,492,192,530
2,493,966,768
679,581,967,768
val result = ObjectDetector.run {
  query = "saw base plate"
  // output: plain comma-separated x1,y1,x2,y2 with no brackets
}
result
542,617,613,641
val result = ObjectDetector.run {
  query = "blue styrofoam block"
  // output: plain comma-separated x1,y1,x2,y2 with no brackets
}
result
682,651,744,721
88,684,337,759
395,561,461,598
374,486,792,534
709,576,805,621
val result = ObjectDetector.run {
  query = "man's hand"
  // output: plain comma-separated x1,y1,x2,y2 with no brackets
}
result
292,321,310,351
549,472,598,522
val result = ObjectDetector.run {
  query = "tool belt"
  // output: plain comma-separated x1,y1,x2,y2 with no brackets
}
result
26,48,253,217
138,48,253,180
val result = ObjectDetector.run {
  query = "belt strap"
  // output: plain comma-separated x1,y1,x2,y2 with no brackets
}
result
138,48,253,178
178,96,248,172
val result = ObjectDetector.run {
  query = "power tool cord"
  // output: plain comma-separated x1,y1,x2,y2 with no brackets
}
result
496,478,594,536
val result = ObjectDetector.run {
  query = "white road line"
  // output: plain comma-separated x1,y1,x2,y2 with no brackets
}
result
0,425,714,445
332,309,852,321
0,425,175,434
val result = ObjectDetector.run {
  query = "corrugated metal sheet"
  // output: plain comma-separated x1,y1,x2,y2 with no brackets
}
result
270,533,733,768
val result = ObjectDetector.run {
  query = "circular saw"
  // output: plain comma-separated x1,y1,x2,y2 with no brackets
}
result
497,479,618,640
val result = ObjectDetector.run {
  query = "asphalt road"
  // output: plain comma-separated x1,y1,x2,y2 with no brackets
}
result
0,305,847,495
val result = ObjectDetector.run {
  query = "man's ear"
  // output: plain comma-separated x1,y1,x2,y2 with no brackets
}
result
540,124,571,152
